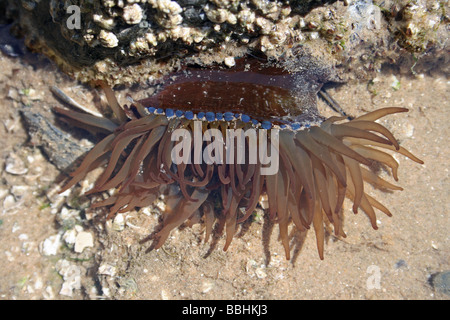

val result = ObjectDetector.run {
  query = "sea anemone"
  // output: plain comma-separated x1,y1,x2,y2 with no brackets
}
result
54,53,423,260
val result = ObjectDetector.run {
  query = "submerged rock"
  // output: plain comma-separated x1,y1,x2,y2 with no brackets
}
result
430,271,450,296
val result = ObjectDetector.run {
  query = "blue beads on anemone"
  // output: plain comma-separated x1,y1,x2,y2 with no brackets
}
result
224,112,234,121
150,107,309,131
290,123,301,130
205,112,215,122
165,108,174,117
241,114,251,123
185,111,194,120
261,121,272,130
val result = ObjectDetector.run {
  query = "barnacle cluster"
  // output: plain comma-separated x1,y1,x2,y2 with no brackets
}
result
4,0,447,86
376,0,449,52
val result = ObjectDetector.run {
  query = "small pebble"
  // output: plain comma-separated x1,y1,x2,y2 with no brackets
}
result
98,263,117,277
62,229,77,247
201,280,215,294
56,259,81,297
74,231,94,253
43,286,54,300
39,234,61,256
112,213,125,231
224,56,235,67
10,185,29,198
431,241,439,250
5,153,28,175
394,259,408,269
161,289,170,300
18,233,28,241
3,195,17,211
430,271,450,296
255,267,267,279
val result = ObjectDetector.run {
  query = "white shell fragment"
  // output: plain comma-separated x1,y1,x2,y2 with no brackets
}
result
56,259,81,297
5,153,28,175
74,231,94,253
39,234,61,256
